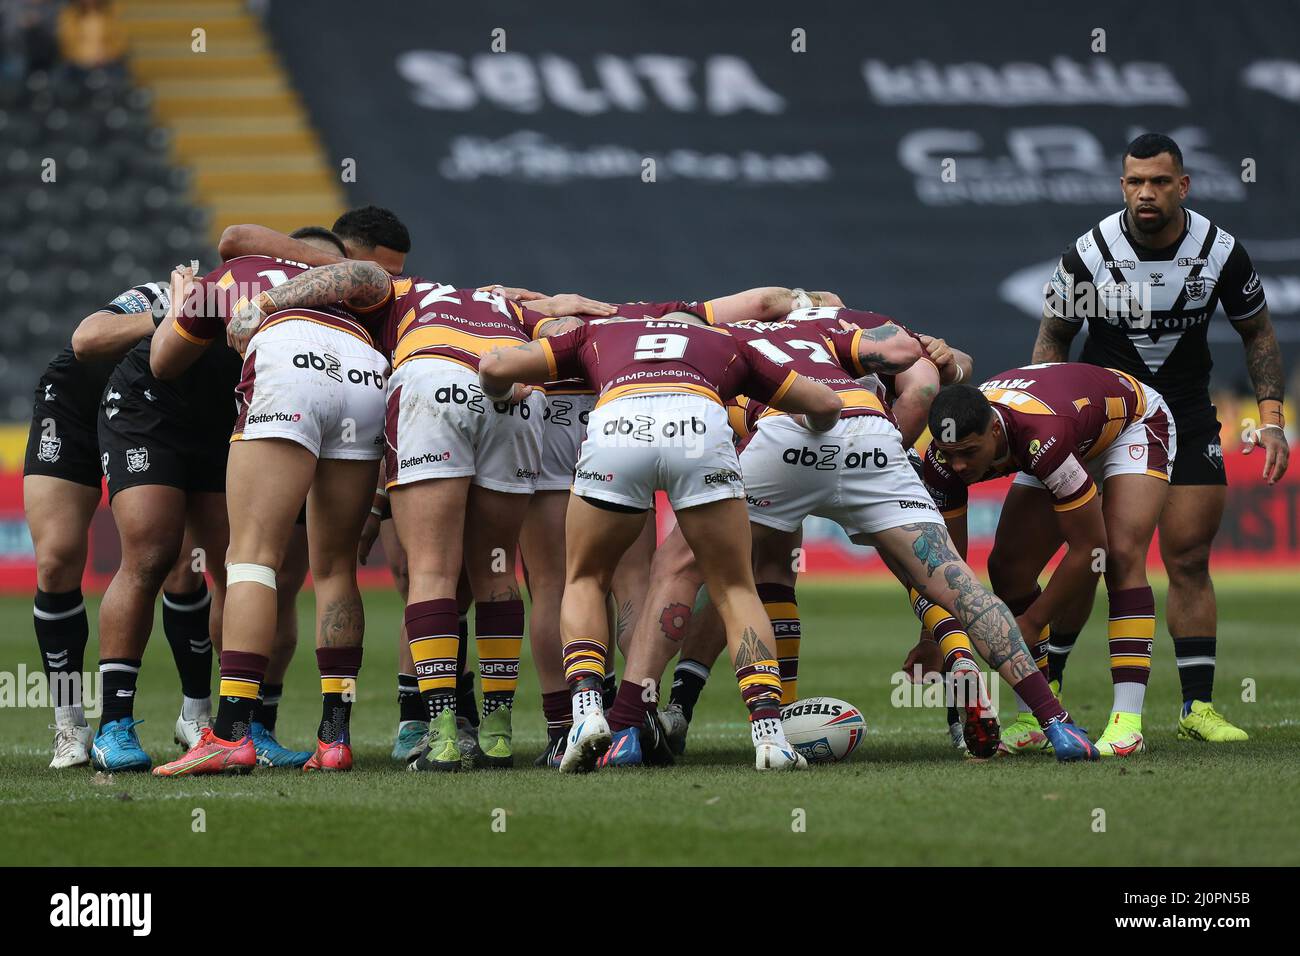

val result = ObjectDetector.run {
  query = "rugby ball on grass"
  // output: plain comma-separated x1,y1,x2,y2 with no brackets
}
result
780,697,865,763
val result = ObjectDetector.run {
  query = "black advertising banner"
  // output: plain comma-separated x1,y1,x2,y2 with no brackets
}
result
264,0,1300,390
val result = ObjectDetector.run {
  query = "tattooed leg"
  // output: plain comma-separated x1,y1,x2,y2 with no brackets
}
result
617,525,704,694
610,514,656,656
871,522,1039,686
674,499,784,722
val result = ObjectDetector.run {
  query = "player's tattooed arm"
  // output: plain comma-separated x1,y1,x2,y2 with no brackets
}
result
260,260,392,313
227,260,391,354
732,626,774,668
1234,307,1289,483
1031,311,1079,364
855,324,924,374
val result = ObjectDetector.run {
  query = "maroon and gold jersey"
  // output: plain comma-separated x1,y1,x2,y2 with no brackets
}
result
524,299,712,395
174,255,385,349
723,307,916,426
384,280,529,372
539,317,796,410
922,362,1152,516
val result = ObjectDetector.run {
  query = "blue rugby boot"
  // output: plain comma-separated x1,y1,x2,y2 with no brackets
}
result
1044,718,1100,762
91,718,151,773
251,722,311,768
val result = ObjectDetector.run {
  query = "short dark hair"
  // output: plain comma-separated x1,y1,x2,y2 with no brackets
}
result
928,384,994,441
332,206,411,253
289,225,346,256
1123,133,1183,172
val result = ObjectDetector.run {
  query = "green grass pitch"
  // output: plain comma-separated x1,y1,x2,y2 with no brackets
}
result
1,577,1297,866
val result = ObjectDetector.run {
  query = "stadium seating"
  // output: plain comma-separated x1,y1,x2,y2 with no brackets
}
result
0,66,209,420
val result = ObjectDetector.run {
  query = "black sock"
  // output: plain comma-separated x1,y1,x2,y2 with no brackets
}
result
1174,636,1216,707
398,673,425,722
1046,630,1080,686
162,582,213,700
456,613,478,726
99,658,141,726
670,658,710,722
602,671,617,711
34,588,89,713
253,682,282,731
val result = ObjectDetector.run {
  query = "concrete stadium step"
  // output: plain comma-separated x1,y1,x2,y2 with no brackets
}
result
168,114,311,135
193,168,339,194
153,94,299,121
130,54,284,82
119,0,248,17
171,129,321,156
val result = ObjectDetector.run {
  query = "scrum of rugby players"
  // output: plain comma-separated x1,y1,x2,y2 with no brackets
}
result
35,204,1122,777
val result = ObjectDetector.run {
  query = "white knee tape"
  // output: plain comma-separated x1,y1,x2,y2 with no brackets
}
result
226,562,278,591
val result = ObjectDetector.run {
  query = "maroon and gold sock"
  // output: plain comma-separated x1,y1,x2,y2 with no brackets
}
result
1108,585,1155,714
1013,670,1069,727
608,678,655,732
757,583,801,705
214,650,267,741
317,646,362,744
406,599,459,719
735,644,783,723
476,600,524,716
542,689,571,745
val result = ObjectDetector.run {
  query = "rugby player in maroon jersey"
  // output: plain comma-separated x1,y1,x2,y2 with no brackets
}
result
218,212,475,765
481,312,844,771
517,290,850,769
149,251,394,775
924,362,1176,756
647,310,997,760
594,308,1051,763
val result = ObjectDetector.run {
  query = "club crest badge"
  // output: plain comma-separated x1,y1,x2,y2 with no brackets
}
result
126,447,150,473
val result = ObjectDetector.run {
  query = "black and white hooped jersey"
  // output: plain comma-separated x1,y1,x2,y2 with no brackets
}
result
1044,207,1266,428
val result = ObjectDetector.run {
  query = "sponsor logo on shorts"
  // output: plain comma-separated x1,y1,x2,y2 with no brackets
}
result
898,499,935,511
1129,443,1144,460
703,469,739,485
247,411,303,425
1205,436,1224,469
576,467,614,482
432,383,485,414
592,410,711,459
36,436,61,463
545,398,590,428
400,451,453,469
745,494,772,507
293,352,385,388
100,452,110,477
515,468,539,479
783,445,890,470
125,447,150,473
